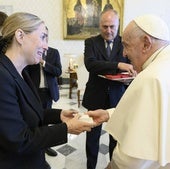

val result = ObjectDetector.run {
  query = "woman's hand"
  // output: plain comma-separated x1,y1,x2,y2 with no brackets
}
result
65,114,95,135
61,109,96,135
60,109,78,123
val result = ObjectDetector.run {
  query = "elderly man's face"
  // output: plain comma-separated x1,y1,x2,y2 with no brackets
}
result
99,11,119,41
122,22,144,73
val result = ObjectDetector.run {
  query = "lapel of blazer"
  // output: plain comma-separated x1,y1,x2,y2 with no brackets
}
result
37,64,41,86
32,64,41,87
110,35,122,61
1,55,43,122
22,69,42,103
95,35,122,61
25,64,41,89
95,35,109,60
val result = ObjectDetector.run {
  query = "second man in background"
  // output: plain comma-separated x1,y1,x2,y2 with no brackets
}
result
82,9,136,169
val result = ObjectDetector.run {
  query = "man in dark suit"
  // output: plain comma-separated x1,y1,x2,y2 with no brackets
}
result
82,9,136,169
26,47,62,157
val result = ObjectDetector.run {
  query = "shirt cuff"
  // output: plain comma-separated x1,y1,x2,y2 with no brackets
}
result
106,108,115,118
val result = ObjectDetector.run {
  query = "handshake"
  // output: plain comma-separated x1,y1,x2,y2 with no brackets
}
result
60,109,110,135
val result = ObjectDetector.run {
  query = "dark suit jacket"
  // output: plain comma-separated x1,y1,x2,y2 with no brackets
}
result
27,47,62,102
0,54,67,169
82,34,129,110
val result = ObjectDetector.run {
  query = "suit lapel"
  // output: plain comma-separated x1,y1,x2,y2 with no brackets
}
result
37,64,41,87
1,55,43,122
110,36,122,61
95,35,109,60
95,35,122,61
15,75,44,122
22,69,41,103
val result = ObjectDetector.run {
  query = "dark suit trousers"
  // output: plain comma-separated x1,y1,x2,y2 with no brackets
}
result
86,124,102,169
86,126,117,169
108,83,125,160
86,90,119,168
109,135,117,160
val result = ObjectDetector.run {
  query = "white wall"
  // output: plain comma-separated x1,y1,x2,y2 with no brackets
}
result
0,0,84,76
0,0,170,76
123,0,170,29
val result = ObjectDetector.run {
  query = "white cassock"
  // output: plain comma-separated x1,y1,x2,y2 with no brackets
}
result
105,45,170,169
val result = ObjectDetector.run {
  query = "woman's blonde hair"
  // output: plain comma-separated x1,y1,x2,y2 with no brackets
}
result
0,12,44,53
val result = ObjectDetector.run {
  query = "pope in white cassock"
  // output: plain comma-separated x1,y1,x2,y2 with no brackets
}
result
87,14,170,169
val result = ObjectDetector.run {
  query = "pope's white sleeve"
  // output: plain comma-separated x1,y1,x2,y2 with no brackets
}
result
106,108,115,118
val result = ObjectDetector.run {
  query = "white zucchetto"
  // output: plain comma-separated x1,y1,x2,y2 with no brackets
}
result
134,14,170,41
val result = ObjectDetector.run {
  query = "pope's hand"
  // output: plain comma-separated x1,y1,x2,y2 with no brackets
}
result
87,109,109,126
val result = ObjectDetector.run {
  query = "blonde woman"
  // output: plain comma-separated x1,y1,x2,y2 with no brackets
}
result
0,12,94,169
